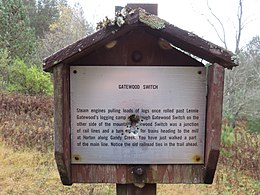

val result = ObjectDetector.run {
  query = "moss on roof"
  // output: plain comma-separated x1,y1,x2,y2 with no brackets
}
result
139,9,167,29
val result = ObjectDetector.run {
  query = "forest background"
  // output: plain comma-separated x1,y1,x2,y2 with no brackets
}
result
0,0,259,194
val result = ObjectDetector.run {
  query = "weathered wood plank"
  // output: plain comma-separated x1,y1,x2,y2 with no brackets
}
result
53,64,72,185
71,165,204,183
204,63,225,184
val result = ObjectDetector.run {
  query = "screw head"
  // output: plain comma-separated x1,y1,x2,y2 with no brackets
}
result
132,50,143,62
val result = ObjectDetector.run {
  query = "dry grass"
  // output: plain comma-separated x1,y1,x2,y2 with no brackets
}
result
0,143,259,195
0,143,115,194
0,91,259,194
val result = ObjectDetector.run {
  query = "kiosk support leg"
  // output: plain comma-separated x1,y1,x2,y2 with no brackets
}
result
116,184,156,195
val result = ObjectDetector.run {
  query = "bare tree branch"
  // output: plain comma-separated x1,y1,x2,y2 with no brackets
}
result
235,0,243,53
206,0,228,49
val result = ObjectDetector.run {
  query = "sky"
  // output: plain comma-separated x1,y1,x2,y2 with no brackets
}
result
68,0,260,52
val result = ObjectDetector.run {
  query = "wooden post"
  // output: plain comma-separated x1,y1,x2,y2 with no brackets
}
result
204,63,225,184
116,166,156,194
116,184,156,195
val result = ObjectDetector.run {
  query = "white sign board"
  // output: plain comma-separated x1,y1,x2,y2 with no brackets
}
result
70,66,206,164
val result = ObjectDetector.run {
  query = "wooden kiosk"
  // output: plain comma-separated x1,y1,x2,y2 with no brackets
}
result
43,4,237,194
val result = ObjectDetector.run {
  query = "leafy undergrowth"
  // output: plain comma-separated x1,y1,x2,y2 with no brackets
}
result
0,91,259,194
221,120,259,181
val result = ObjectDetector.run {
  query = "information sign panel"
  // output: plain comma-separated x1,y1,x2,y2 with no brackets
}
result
70,66,206,164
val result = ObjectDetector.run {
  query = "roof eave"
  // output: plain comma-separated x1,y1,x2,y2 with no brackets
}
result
43,8,238,72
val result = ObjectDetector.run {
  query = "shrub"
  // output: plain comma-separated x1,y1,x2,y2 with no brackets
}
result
222,112,236,145
247,117,260,133
221,125,235,145
7,59,53,96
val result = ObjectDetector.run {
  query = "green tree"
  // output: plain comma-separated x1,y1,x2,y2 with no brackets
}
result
0,49,11,90
22,0,68,38
0,0,38,63
39,3,93,58
34,0,58,38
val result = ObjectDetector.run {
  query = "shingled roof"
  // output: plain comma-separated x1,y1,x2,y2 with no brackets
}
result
43,8,238,71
